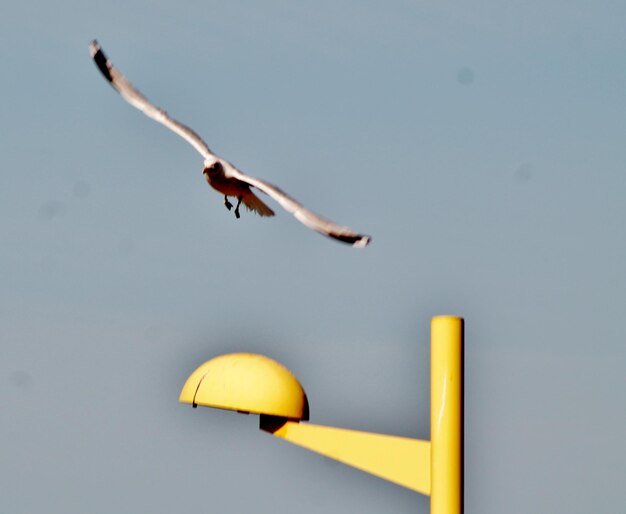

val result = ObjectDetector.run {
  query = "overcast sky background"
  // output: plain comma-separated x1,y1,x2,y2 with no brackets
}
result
2,1,626,513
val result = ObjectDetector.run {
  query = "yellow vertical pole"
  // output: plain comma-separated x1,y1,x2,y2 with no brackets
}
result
430,316,464,514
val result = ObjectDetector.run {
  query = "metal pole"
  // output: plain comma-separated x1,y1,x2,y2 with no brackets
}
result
430,316,464,514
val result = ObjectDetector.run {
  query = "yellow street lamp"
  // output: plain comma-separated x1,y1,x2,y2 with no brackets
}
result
179,315,464,514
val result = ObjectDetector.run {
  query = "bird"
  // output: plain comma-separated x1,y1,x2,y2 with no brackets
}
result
88,40,371,248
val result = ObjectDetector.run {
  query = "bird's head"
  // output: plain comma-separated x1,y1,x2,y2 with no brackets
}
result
202,159,223,177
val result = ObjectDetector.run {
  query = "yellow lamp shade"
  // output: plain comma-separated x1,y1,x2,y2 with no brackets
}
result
179,353,308,420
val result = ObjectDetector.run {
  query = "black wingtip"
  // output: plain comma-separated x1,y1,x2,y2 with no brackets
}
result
333,233,371,248
89,39,113,84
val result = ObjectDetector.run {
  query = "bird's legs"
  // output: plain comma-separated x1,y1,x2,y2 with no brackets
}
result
223,195,243,219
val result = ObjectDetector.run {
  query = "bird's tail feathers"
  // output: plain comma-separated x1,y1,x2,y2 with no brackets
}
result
243,192,275,217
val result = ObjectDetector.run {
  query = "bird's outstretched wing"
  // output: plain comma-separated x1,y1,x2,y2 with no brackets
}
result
227,167,371,247
89,40,216,161
89,40,371,247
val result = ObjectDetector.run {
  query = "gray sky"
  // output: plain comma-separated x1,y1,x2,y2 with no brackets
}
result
2,1,626,513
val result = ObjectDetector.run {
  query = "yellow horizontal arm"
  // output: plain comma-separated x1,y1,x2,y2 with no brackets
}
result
261,417,431,494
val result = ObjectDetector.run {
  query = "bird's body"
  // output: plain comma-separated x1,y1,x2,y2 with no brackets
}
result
203,160,275,218
89,40,370,247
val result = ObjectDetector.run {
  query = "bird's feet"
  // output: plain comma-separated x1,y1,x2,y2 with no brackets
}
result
234,196,242,219
224,196,233,211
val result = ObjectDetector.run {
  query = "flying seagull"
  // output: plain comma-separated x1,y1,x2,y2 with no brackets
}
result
89,40,371,247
